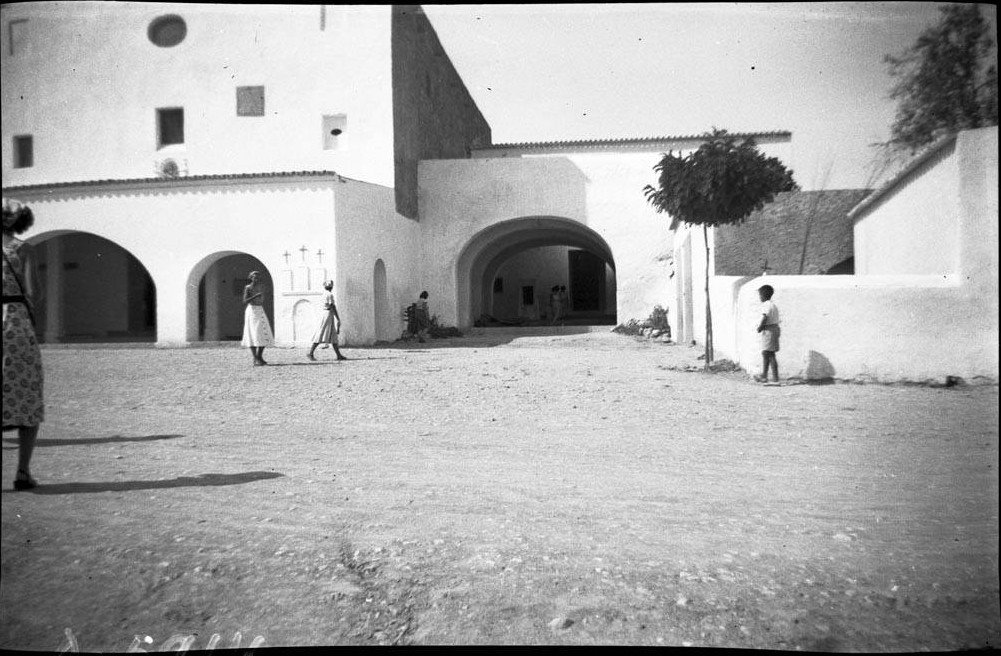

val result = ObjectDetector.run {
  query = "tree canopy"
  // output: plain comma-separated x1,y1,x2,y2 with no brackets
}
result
643,128,798,227
883,3,998,156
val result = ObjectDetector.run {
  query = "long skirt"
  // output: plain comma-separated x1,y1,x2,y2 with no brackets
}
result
759,324,780,352
311,310,338,344
2,302,44,429
241,305,274,347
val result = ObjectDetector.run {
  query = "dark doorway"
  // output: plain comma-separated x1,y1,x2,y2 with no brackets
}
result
569,249,605,312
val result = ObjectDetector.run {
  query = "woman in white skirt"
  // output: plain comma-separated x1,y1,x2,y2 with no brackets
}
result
241,270,274,366
307,280,346,361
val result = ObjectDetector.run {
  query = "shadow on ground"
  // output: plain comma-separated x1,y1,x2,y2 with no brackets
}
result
2,434,184,449
4,471,284,495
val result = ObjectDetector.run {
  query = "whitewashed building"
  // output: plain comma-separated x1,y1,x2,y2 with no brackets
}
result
2,2,791,347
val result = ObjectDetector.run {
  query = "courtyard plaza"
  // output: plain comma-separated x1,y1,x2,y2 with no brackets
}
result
1,328,997,649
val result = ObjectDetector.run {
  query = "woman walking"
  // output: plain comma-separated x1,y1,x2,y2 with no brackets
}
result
241,270,274,366
307,280,346,361
2,198,44,490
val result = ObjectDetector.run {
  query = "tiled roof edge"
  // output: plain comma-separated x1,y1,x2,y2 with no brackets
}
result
478,131,792,151
2,170,351,194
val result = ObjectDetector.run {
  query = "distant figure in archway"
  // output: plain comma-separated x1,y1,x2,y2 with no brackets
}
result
2,198,44,490
308,281,346,361
241,270,274,366
415,291,431,343
549,286,561,325
558,285,570,323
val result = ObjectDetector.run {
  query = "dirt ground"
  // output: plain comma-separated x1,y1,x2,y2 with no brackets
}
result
1,329,998,651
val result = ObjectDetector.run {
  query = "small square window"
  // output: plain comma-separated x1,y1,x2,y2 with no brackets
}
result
157,108,184,148
237,86,265,117
13,135,33,168
521,286,535,306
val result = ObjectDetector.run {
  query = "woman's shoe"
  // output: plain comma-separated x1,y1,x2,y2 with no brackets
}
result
14,470,37,491
307,353,317,361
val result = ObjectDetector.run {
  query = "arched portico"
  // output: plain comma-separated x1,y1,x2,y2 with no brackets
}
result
27,230,156,343
455,216,616,328
186,252,274,342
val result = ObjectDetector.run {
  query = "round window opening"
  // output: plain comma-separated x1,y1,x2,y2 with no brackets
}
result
148,15,187,47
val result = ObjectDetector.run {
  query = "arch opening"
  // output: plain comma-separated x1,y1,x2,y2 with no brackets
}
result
456,217,617,328
187,252,274,342
27,231,156,343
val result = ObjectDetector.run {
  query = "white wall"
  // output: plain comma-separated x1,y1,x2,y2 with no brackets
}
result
711,127,999,382
417,151,678,329
854,141,960,275
1,3,396,187
11,176,340,346
333,179,421,346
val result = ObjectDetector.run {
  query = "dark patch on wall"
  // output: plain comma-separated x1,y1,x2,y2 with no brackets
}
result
714,189,872,276
392,5,492,220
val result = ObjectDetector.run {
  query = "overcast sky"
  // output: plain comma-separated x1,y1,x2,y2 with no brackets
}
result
422,2,997,191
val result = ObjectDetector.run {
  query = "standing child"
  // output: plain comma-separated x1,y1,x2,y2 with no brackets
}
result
755,284,780,383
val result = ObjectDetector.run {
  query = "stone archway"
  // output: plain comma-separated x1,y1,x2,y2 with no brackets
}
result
454,217,617,328
186,252,274,342
27,230,156,343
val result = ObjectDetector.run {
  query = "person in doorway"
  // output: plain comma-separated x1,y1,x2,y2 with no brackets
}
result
307,280,346,361
755,284,781,384
2,198,44,490
549,286,561,325
241,270,274,366
415,291,431,343
558,285,570,323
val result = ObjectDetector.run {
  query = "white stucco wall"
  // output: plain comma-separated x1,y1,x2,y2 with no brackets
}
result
853,141,960,275
709,127,999,382
1,3,396,187
417,151,679,329
8,176,340,346
333,179,421,346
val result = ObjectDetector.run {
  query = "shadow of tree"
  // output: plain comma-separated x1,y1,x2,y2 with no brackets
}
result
2,434,184,449
10,471,284,495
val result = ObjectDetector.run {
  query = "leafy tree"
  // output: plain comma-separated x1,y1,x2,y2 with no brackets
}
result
644,128,797,365
883,3,998,156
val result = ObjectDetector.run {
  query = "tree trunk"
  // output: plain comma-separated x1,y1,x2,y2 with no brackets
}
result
703,223,714,366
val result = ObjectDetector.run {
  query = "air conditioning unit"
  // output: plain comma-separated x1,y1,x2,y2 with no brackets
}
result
154,158,188,178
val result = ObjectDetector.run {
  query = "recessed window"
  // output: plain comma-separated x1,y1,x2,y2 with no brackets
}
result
148,15,187,48
493,277,503,293
237,86,265,117
8,19,28,56
13,135,33,168
322,114,347,150
156,108,184,148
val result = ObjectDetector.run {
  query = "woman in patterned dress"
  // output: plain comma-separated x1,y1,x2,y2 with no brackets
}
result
307,280,346,361
241,270,275,366
2,198,44,491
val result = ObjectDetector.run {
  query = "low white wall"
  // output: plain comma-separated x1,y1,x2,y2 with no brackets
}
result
726,275,997,382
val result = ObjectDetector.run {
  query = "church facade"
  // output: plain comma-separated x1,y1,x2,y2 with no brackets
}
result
2,3,791,346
